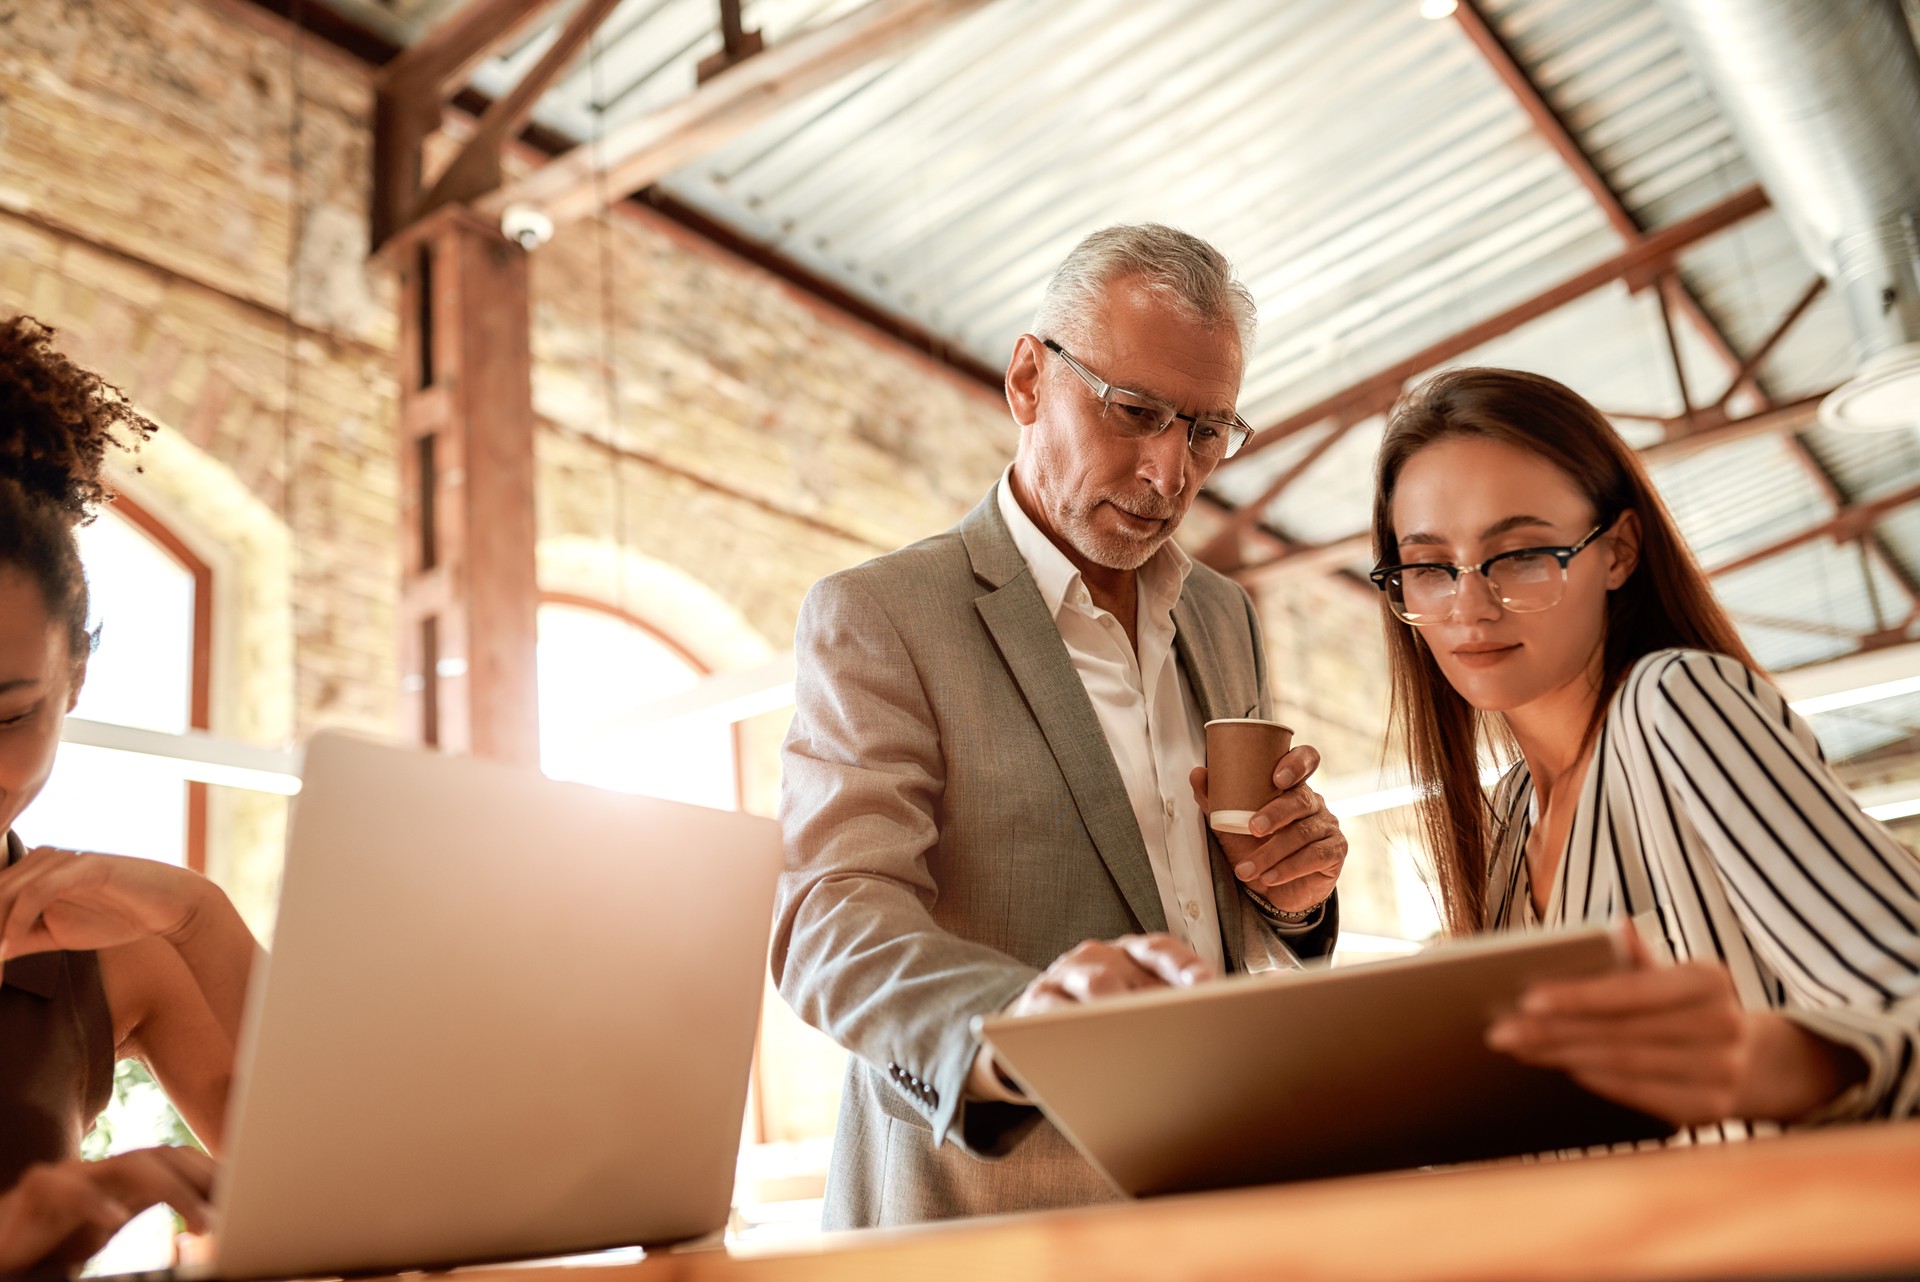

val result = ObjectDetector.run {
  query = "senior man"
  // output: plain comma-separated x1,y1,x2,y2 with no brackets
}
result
775,224,1349,1228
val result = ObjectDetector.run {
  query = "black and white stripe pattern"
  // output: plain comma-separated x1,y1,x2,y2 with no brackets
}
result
1485,648,1920,1131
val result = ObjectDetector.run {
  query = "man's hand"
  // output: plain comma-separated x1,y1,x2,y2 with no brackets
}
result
1190,743,1346,914
0,1147,215,1271
968,934,1216,1102
1485,926,1865,1125
1007,933,1215,1018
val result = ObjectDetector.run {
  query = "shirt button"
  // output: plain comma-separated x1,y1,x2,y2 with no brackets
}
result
1184,900,1200,920
1164,799,1177,818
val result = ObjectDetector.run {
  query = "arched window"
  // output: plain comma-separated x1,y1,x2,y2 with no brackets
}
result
536,596,740,811
17,496,211,868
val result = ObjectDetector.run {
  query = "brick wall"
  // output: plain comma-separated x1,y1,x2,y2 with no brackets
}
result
528,199,1016,648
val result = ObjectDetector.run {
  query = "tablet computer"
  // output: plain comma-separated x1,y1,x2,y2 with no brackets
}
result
977,926,1675,1196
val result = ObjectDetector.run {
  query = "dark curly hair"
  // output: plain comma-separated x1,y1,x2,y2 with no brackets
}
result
0,315,157,667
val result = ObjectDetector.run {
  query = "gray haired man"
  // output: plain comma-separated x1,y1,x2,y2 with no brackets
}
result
775,224,1350,1228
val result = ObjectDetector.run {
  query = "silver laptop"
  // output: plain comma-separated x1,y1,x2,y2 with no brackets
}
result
187,730,778,1279
978,926,1675,1197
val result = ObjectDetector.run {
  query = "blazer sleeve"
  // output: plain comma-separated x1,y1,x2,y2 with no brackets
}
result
773,570,1042,1154
1629,648,1920,1121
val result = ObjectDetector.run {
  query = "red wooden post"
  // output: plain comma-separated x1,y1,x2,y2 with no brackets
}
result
391,205,541,767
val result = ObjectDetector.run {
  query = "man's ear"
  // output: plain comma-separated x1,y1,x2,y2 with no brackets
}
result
1005,334,1045,427
1605,509,1642,589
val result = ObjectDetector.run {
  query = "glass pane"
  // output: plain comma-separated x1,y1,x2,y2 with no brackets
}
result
18,744,187,865
14,510,195,865
537,604,738,812
72,513,195,734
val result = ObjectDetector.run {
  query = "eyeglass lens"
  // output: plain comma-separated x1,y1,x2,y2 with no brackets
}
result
1390,552,1565,622
1100,394,1241,461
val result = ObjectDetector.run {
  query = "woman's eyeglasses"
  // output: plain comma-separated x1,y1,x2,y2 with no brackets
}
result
1368,516,1616,626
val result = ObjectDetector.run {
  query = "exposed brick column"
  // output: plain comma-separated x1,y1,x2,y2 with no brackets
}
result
390,205,540,766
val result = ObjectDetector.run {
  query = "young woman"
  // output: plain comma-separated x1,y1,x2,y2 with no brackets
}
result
0,315,259,1268
1370,366,1920,1135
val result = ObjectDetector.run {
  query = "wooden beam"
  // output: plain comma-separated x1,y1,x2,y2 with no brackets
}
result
1710,481,1920,579
1451,0,1764,410
1637,391,1829,462
1231,532,1375,584
483,0,996,226
371,0,570,251
697,0,765,84
412,0,626,223
1713,276,1827,413
1656,273,1694,424
1226,183,1771,463
374,0,561,99
1195,416,1360,572
373,90,446,253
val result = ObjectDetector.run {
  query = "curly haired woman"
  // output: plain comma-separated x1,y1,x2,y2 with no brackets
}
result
0,315,260,1270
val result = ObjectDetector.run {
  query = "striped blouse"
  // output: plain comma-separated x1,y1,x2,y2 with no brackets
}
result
1486,647,1920,1131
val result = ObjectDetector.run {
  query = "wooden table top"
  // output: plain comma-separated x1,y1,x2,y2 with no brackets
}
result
439,1120,1920,1282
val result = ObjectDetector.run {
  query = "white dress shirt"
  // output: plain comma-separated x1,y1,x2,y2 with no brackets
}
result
996,472,1227,974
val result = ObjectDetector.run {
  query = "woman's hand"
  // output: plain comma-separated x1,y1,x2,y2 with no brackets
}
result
0,1147,214,1271
0,846,212,964
1487,926,1866,1125
0,848,260,1152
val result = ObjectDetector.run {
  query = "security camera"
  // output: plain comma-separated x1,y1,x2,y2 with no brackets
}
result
501,204,555,251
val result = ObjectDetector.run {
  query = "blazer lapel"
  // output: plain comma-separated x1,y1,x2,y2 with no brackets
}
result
963,495,1167,936
1172,593,1233,725
1174,588,1257,971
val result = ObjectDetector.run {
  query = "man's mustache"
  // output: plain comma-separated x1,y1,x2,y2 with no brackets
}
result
1108,497,1180,521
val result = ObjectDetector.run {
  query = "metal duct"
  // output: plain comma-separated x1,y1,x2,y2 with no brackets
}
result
1656,0,1920,430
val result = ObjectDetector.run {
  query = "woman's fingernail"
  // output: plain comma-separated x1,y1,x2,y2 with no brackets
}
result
1235,861,1255,878
1274,769,1298,790
1520,990,1552,1014
1486,1023,1518,1049
1251,816,1272,836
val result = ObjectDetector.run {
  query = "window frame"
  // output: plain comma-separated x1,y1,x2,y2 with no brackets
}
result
102,493,214,872
536,592,745,811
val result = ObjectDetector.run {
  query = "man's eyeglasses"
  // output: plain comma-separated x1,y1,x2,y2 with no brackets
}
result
1042,339,1254,462
1368,516,1616,626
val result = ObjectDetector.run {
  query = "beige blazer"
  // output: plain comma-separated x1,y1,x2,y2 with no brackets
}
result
774,488,1337,1228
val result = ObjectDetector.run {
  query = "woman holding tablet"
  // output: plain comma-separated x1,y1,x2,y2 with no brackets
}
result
0,315,257,1268
1367,367,1920,1134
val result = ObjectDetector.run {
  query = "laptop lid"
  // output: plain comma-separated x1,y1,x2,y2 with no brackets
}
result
978,926,1674,1197
208,731,779,1279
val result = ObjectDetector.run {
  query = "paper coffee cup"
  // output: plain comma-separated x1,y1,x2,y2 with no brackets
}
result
1204,718,1294,835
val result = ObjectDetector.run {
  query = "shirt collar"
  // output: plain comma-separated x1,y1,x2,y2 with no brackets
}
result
995,466,1192,620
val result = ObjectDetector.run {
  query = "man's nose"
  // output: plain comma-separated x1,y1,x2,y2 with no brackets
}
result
1137,425,1190,497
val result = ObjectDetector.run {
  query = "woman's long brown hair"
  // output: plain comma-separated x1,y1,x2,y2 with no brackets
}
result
1373,368,1757,935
